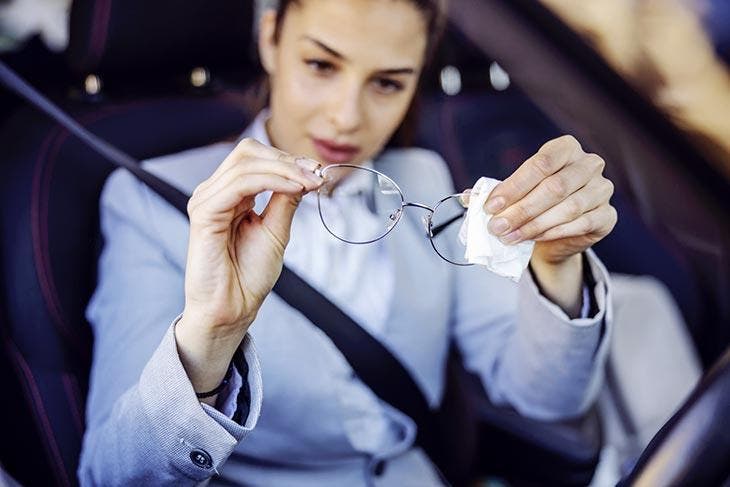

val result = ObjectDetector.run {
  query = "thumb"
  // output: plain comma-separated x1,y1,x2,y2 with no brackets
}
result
261,191,303,245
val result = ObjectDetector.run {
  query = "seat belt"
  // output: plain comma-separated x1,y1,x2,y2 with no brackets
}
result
0,61,475,485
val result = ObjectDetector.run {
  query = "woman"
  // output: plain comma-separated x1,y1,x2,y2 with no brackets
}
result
80,0,617,485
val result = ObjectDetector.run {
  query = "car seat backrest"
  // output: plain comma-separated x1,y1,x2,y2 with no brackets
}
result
0,2,258,485
66,0,257,82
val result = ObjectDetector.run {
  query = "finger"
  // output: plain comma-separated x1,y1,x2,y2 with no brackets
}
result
197,138,320,195
488,154,606,236
188,174,304,224
502,176,613,243
261,192,303,247
190,157,322,215
485,135,583,214
458,189,472,208
201,157,323,198
231,197,257,220
199,154,319,199
195,138,278,196
533,204,618,242
190,167,306,216
221,138,290,176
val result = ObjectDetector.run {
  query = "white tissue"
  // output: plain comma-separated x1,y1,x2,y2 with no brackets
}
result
458,177,535,282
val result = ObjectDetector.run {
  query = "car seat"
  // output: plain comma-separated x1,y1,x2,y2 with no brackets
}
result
0,1,257,484
4,1,725,486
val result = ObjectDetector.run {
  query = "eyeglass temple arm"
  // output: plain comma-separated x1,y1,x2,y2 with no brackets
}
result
430,211,466,237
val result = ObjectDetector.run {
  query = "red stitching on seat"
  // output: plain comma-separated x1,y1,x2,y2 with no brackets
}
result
31,97,247,350
84,0,112,68
31,126,77,349
91,0,112,68
32,107,132,352
61,373,85,436
5,339,71,487
20,95,245,486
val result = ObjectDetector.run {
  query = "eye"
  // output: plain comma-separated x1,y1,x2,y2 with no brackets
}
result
373,77,404,94
305,59,336,75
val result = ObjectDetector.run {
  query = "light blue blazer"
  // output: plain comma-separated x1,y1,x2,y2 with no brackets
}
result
81,132,612,486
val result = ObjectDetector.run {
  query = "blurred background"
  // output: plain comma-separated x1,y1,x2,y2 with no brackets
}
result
1,0,729,485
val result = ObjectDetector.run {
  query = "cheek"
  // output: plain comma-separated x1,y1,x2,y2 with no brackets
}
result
365,93,414,142
271,60,325,125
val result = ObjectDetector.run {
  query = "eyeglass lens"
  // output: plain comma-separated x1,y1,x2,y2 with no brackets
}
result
317,165,471,265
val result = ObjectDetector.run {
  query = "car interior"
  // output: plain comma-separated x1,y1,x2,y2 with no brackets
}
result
1,0,728,485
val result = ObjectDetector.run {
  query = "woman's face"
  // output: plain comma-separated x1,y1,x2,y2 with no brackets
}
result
259,0,428,165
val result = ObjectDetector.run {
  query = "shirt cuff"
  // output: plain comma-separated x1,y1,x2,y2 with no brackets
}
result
508,249,613,417
580,284,591,319
526,249,609,327
215,361,244,418
135,316,262,481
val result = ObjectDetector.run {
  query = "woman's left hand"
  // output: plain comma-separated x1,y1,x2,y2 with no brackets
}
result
483,135,617,265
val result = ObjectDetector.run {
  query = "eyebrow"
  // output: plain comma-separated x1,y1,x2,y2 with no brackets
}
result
301,35,417,76
302,36,346,60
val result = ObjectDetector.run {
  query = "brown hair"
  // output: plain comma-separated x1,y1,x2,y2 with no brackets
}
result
264,0,448,147
273,0,447,62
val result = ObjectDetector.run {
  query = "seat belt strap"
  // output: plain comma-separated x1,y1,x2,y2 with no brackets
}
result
0,61,190,213
0,60,455,481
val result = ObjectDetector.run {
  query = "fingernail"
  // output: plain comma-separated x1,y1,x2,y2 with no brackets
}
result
500,230,521,244
485,196,505,214
488,217,510,235
304,169,322,183
458,192,471,208
295,157,321,172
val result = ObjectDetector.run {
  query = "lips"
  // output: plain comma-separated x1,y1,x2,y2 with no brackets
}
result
311,137,361,164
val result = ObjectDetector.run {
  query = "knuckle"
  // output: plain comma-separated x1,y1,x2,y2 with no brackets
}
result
607,205,618,227
239,137,257,149
520,220,540,239
548,225,566,240
277,152,295,164
562,134,581,149
505,178,527,196
539,138,558,152
604,177,615,197
566,197,584,219
231,164,250,179
585,153,605,172
543,134,580,152
235,137,262,157
186,198,197,218
234,171,254,186
580,214,595,234
545,174,569,199
534,153,557,176
511,203,533,224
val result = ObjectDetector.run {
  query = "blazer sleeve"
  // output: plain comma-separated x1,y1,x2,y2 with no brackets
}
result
453,247,612,420
79,169,262,486
405,150,615,421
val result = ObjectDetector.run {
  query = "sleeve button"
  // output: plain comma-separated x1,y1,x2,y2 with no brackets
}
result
190,449,213,469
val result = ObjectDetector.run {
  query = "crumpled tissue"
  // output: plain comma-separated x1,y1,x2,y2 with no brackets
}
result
458,177,535,282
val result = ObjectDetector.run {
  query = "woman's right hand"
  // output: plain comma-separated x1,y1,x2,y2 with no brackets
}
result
175,138,323,398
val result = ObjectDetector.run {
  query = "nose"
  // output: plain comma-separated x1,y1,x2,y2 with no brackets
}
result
328,78,363,134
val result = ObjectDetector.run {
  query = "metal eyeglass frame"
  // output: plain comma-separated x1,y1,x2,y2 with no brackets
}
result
314,163,473,266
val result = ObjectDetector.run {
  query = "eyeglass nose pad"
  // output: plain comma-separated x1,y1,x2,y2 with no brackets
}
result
422,214,433,237
387,208,402,229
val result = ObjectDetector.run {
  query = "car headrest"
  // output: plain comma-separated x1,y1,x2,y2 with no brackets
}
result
66,0,256,80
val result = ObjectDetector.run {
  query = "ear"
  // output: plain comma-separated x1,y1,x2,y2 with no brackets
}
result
258,9,278,75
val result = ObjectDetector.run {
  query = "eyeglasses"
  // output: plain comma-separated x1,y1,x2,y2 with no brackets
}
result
314,164,473,266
